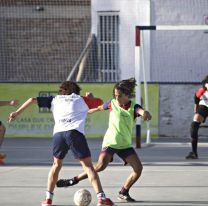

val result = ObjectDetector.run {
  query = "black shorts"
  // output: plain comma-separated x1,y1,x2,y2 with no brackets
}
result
0,121,2,125
53,130,91,160
197,105,208,122
101,146,136,165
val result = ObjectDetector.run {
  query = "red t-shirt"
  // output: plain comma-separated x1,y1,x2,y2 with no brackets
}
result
82,96,103,109
194,87,206,104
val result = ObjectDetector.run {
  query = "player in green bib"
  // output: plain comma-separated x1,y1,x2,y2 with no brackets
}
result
56,78,152,202
102,97,136,149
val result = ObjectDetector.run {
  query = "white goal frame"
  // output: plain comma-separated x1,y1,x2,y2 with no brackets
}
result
135,25,208,147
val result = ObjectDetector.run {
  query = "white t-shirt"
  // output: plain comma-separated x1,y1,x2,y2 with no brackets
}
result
37,93,89,135
199,91,208,107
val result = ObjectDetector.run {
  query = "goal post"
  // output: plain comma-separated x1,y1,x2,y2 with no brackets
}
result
135,25,208,146
135,27,142,148
135,26,151,147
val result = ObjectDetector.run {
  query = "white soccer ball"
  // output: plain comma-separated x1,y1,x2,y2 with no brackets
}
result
74,189,92,206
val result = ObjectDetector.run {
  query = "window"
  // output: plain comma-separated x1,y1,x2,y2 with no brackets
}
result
98,12,119,82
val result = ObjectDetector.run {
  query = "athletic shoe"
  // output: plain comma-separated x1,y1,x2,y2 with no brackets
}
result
42,198,52,206
186,152,198,159
117,192,135,202
97,198,114,206
56,178,78,187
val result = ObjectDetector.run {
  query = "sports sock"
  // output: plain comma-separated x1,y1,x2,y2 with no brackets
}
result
97,191,106,200
46,191,53,200
120,186,129,195
190,121,200,154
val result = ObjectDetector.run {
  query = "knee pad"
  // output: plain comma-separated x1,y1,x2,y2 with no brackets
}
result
190,121,200,139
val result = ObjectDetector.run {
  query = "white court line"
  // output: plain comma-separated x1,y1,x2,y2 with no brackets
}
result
2,165,208,172
3,142,208,149
141,142,208,147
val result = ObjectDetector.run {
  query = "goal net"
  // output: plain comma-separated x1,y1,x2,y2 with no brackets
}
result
135,25,208,141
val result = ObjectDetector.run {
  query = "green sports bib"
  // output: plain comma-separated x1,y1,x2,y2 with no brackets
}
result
102,99,135,149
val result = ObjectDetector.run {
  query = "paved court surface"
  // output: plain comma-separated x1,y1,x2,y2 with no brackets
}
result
1,138,208,206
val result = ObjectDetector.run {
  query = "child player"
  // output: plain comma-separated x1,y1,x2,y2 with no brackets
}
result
186,75,208,159
56,78,152,202
8,81,114,206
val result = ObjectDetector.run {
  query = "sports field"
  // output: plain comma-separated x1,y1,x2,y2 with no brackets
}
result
1,2,208,206
0,138,208,206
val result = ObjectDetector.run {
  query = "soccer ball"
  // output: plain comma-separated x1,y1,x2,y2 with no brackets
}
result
73,189,92,206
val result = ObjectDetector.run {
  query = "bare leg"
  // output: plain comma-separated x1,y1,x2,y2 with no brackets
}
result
77,152,112,181
123,154,143,190
47,158,63,192
79,155,114,205
42,158,63,205
193,113,204,123
79,156,103,193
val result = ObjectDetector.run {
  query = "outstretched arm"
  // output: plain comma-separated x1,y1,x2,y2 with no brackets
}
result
88,105,104,114
0,100,19,107
137,108,152,121
8,98,37,123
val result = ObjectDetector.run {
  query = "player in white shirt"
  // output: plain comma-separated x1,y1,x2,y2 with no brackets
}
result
186,75,208,159
8,81,114,206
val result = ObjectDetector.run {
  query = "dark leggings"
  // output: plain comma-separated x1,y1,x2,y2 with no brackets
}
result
190,121,200,154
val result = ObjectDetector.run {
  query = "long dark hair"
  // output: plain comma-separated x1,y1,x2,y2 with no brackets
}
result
202,75,208,90
113,78,137,98
59,81,81,95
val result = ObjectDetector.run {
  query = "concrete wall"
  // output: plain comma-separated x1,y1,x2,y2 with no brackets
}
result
92,0,208,83
150,0,208,82
91,0,150,81
151,0,208,138
91,0,208,139
159,84,208,138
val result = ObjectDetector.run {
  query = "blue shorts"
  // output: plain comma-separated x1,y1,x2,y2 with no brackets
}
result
53,130,91,160
101,147,136,165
